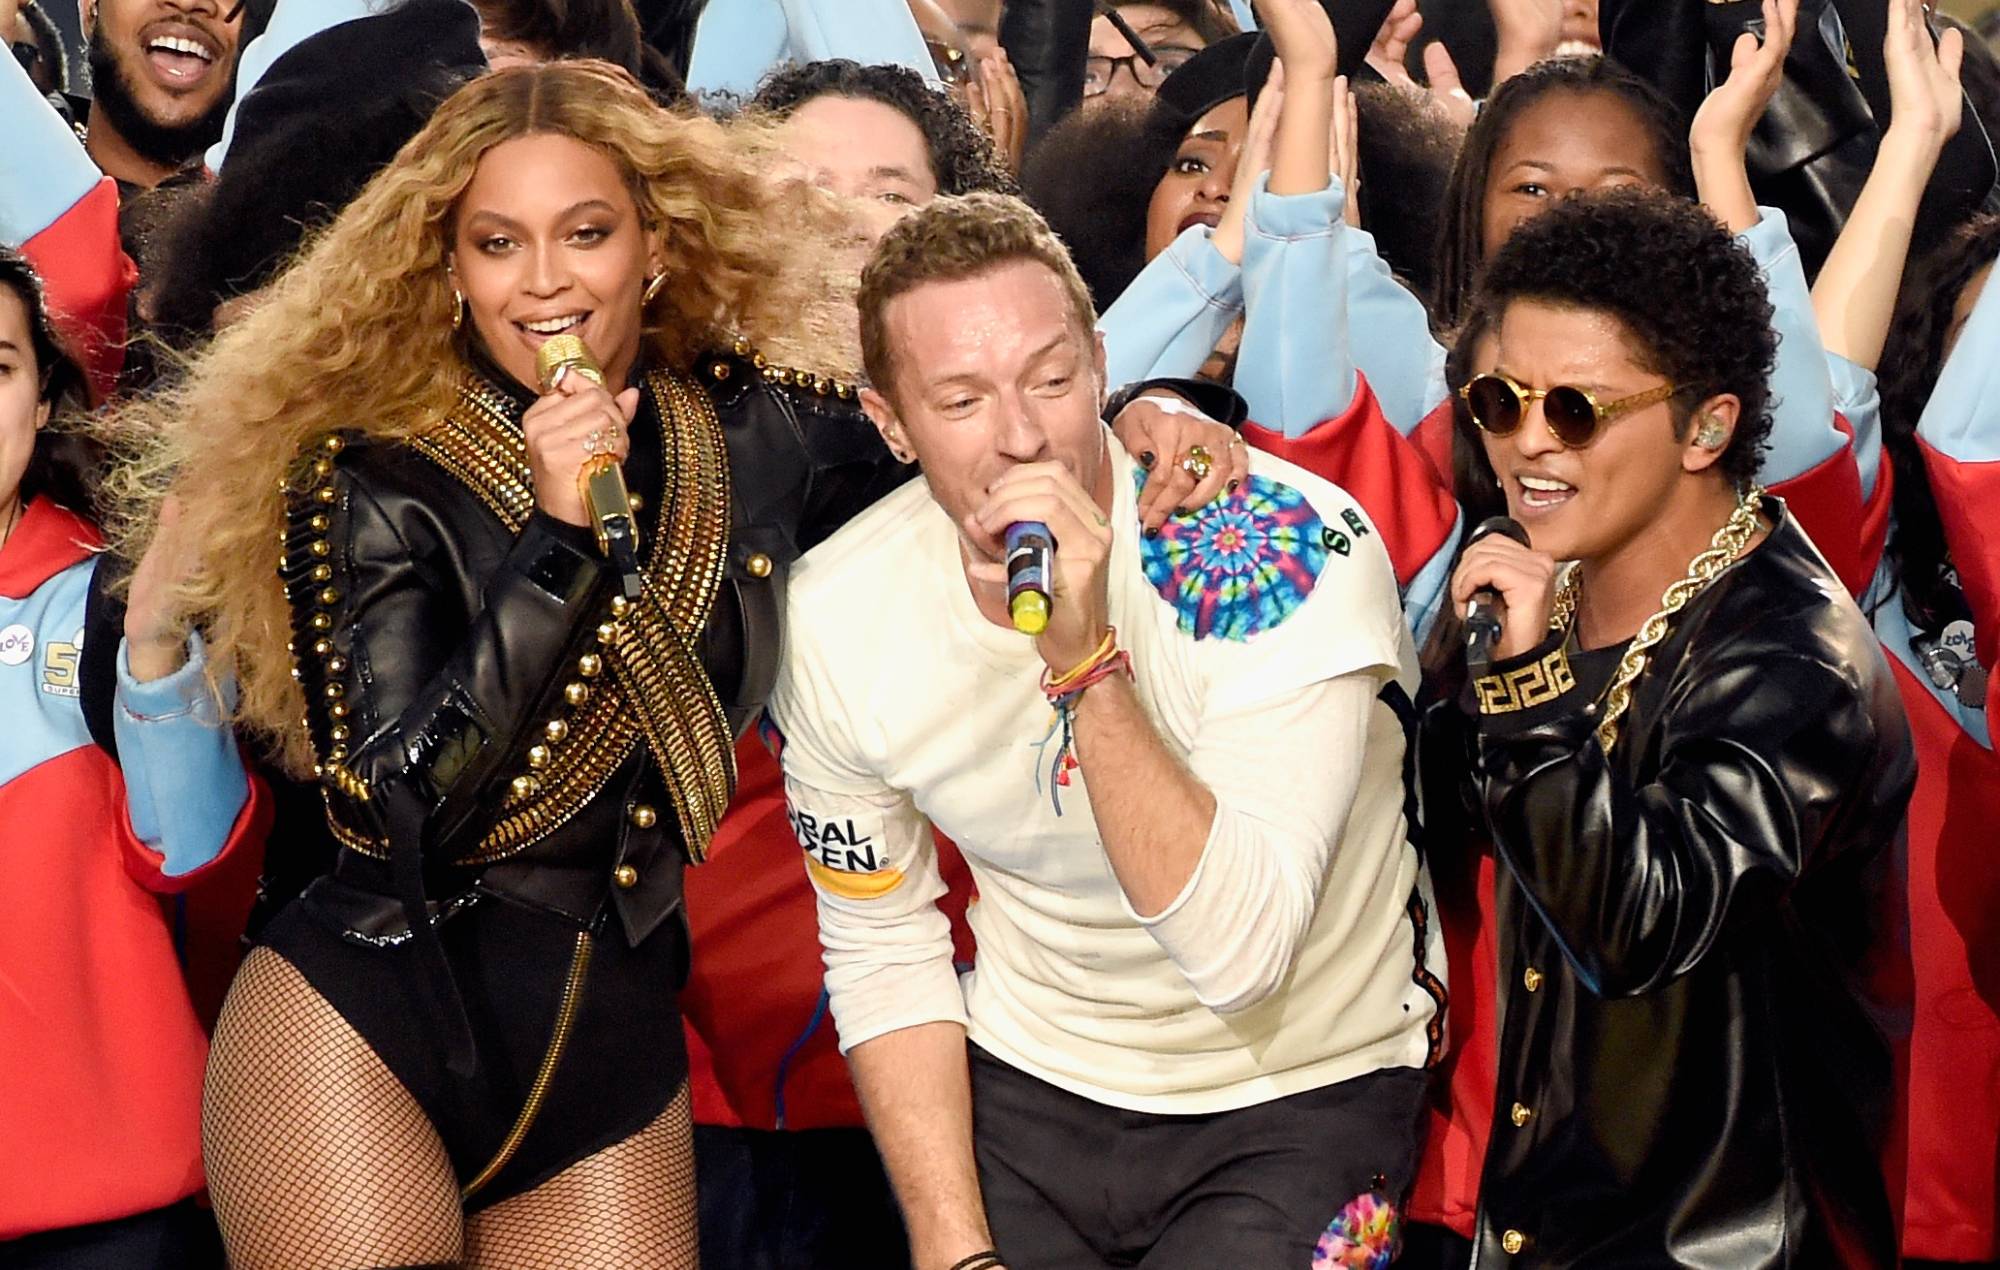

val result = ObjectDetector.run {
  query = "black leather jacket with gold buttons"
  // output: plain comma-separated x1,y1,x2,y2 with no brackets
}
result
1421,502,1916,1268
281,348,906,948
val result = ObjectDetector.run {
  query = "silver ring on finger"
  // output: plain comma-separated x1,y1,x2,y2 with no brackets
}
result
582,429,606,456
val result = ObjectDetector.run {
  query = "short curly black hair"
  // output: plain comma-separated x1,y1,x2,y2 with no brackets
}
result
750,59,1018,199
1474,188,1776,488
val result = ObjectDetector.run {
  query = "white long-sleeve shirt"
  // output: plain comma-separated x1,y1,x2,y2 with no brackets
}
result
769,438,1445,1114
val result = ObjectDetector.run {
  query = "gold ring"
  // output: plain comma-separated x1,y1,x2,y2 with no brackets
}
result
1179,444,1213,481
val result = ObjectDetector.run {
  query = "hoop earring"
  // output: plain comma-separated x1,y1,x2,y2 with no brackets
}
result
451,290,466,333
642,273,666,304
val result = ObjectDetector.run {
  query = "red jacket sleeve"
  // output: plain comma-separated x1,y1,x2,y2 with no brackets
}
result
1242,371,1460,590
20,178,136,404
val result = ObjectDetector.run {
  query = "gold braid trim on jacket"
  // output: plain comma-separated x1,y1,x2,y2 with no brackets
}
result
296,367,737,866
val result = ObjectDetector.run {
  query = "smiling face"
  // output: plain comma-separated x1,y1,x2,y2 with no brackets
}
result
1479,299,1716,565
450,132,659,394
1558,0,1601,53
864,257,1109,561
0,287,51,524
777,94,939,245
85,0,241,138
1480,90,1664,259
1143,95,1247,261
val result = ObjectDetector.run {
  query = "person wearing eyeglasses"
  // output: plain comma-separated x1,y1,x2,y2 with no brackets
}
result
1430,186,1915,1269
1084,0,1236,102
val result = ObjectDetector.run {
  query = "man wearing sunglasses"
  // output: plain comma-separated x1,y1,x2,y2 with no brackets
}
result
1430,187,1916,1268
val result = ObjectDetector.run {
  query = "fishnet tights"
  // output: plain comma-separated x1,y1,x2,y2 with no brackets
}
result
204,949,699,1268
464,1084,698,1268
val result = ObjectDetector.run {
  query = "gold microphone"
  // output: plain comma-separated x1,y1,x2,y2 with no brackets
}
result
534,334,643,599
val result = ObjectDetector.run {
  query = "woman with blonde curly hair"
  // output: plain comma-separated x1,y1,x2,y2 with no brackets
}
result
112,59,904,1268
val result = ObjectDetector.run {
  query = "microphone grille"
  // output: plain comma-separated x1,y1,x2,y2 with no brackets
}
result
534,334,603,391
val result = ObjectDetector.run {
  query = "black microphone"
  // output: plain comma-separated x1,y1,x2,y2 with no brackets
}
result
1463,516,1531,671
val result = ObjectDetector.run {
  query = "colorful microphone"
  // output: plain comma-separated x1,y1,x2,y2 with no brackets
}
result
1006,521,1054,635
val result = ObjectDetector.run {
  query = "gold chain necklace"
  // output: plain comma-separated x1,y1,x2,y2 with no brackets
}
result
1551,485,1765,753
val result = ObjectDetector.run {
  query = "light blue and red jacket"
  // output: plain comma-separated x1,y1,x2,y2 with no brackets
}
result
0,498,271,1239
1,53,134,403
1815,264,2000,1262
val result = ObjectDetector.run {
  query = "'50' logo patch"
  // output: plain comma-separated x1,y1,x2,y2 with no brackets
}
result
789,805,903,901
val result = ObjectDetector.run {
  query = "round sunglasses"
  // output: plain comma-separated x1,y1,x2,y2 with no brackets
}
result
1460,372,1680,449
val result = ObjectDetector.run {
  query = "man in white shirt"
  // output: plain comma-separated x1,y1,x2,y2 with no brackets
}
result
768,191,1443,1270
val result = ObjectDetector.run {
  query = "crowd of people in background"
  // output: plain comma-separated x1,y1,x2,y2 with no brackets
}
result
1,0,1996,1267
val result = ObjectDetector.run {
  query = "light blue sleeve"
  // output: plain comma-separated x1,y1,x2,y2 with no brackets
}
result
1098,227,1243,387
0,53,98,246
1228,0,1259,31
1920,249,2000,463
205,0,390,171
1404,506,1465,650
1827,354,1885,501
1741,208,1842,486
1343,223,1449,434
1235,173,1355,439
688,0,936,97
113,634,251,877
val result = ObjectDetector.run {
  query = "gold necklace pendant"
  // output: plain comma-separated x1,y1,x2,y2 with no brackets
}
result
1566,486,1764,753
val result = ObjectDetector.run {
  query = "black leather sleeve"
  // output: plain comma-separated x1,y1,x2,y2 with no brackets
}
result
1474,648,1883,999
304,458,616,856
1103,377,1250,428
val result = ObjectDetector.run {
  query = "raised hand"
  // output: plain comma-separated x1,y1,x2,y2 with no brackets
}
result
965,48,1028,173
1490,0,1564,85
1254,0,1338,82
1211,64,1285,264
1882,0,1963,150
1689,0,1798,156
1422,41,1478,129
1689,0,1798,231
1331,74,1361,227
1366,0,1424,87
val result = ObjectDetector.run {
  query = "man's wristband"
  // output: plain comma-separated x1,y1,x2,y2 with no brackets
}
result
948,1252,1003,1270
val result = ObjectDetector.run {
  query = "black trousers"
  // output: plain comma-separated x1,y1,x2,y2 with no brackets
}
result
694,1125,911,1270
3,1200,225,1270
970,1044,1428,1269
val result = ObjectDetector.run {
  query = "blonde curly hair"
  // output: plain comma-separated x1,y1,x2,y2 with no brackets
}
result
105,60,863,774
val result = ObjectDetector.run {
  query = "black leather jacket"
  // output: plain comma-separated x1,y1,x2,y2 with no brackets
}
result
283,348,905,949
1423,502,1915,1267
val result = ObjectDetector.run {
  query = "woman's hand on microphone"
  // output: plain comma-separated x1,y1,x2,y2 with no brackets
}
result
522,373,639,528
1449,534,1559,661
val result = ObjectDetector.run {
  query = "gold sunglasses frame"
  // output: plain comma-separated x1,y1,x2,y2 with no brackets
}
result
1459,373,1681,447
